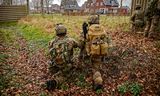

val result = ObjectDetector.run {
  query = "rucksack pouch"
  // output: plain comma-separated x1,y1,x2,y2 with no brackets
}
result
55,55,65,65
90,44,101,55
88,43,109,56
100,43,109,55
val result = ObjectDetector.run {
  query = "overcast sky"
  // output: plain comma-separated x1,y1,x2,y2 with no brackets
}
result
52,0,131,7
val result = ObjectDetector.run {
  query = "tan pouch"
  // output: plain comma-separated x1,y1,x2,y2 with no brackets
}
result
90,44,100,55
100,43,109,55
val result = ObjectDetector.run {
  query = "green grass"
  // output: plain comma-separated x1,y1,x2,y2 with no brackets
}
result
19,25,54,49
19,14,130,41
0,22,17,27
96,89,103,94
0,28,14,45
118,82,142,96
0,22,19,95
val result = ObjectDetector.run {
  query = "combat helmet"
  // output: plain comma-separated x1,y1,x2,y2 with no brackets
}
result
88,15,100,25
135,4,141,9
55,24,67,35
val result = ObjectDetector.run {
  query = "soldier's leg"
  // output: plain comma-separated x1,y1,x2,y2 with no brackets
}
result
92,58,103,91
131,24,136,33
46,70,65,91
52,71,66,89
144,19,152,37
48,61,59,74
148,15,160,38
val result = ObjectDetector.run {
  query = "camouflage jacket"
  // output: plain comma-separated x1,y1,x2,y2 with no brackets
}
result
49,36,80,65
131,10,144,23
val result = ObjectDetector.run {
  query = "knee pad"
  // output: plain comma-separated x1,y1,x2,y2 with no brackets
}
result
93,71,103,85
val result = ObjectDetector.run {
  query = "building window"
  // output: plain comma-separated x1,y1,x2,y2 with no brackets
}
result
101,2,103,6
97,2,99,6
88,4,90,7
91,3,93,6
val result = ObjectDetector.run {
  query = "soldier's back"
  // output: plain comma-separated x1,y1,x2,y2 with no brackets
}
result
135,10,144,20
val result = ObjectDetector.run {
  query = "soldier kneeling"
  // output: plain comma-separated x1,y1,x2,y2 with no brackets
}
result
47,24,80,91
83,15,113,91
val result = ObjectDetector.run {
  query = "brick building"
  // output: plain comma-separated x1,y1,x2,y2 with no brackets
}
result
82,0,119,14
60,0,80,13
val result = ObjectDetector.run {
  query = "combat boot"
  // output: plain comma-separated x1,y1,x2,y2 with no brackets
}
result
93,71,103,91
46,79,57,91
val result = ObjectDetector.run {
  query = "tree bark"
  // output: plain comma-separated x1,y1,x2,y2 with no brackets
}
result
120,0,123,8
41,0,44,16
27,0,29,14
45,0,50,14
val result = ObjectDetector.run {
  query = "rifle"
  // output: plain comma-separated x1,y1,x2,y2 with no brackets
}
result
82,22,88,40
80,22,89,60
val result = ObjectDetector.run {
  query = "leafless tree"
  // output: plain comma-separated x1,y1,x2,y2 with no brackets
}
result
0,0,3,5
27,0,29,13
87,0,93,13
31,0,40,12
2,0,12,5
41,0,44,15
45,0,53,14
120,0,123,8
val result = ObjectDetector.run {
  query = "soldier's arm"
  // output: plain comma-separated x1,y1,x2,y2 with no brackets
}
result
130,12,136,23
49,37,58,49
49,40,54,49
72,39,81,48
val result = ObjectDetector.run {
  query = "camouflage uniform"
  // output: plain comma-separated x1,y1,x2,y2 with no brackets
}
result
131,4,144,32
48,24,80,90
82,15,112,90
80,15,100,60
144,0,160,39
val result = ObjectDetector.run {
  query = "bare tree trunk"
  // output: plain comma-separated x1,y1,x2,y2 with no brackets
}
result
88,0,93,14
27,0,29,14
41,0,44,16
20,0,23,5
36,1,38,12
120,0,123,8
45,0,49,14
120,0,123,15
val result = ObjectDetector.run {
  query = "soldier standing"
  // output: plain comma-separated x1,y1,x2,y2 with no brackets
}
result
144,0,160,39
47,24,80,91
130,4,145,33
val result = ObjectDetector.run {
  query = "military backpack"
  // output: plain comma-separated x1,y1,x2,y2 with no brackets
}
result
86,24,109,56
50,38,71,65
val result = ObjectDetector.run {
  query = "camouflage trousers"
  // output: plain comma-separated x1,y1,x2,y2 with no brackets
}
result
144,15,160,39
49,56,84,88
91,56,103,87
131,20,144,33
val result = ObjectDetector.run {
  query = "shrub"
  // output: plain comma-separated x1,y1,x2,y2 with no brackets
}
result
118,82,142,96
